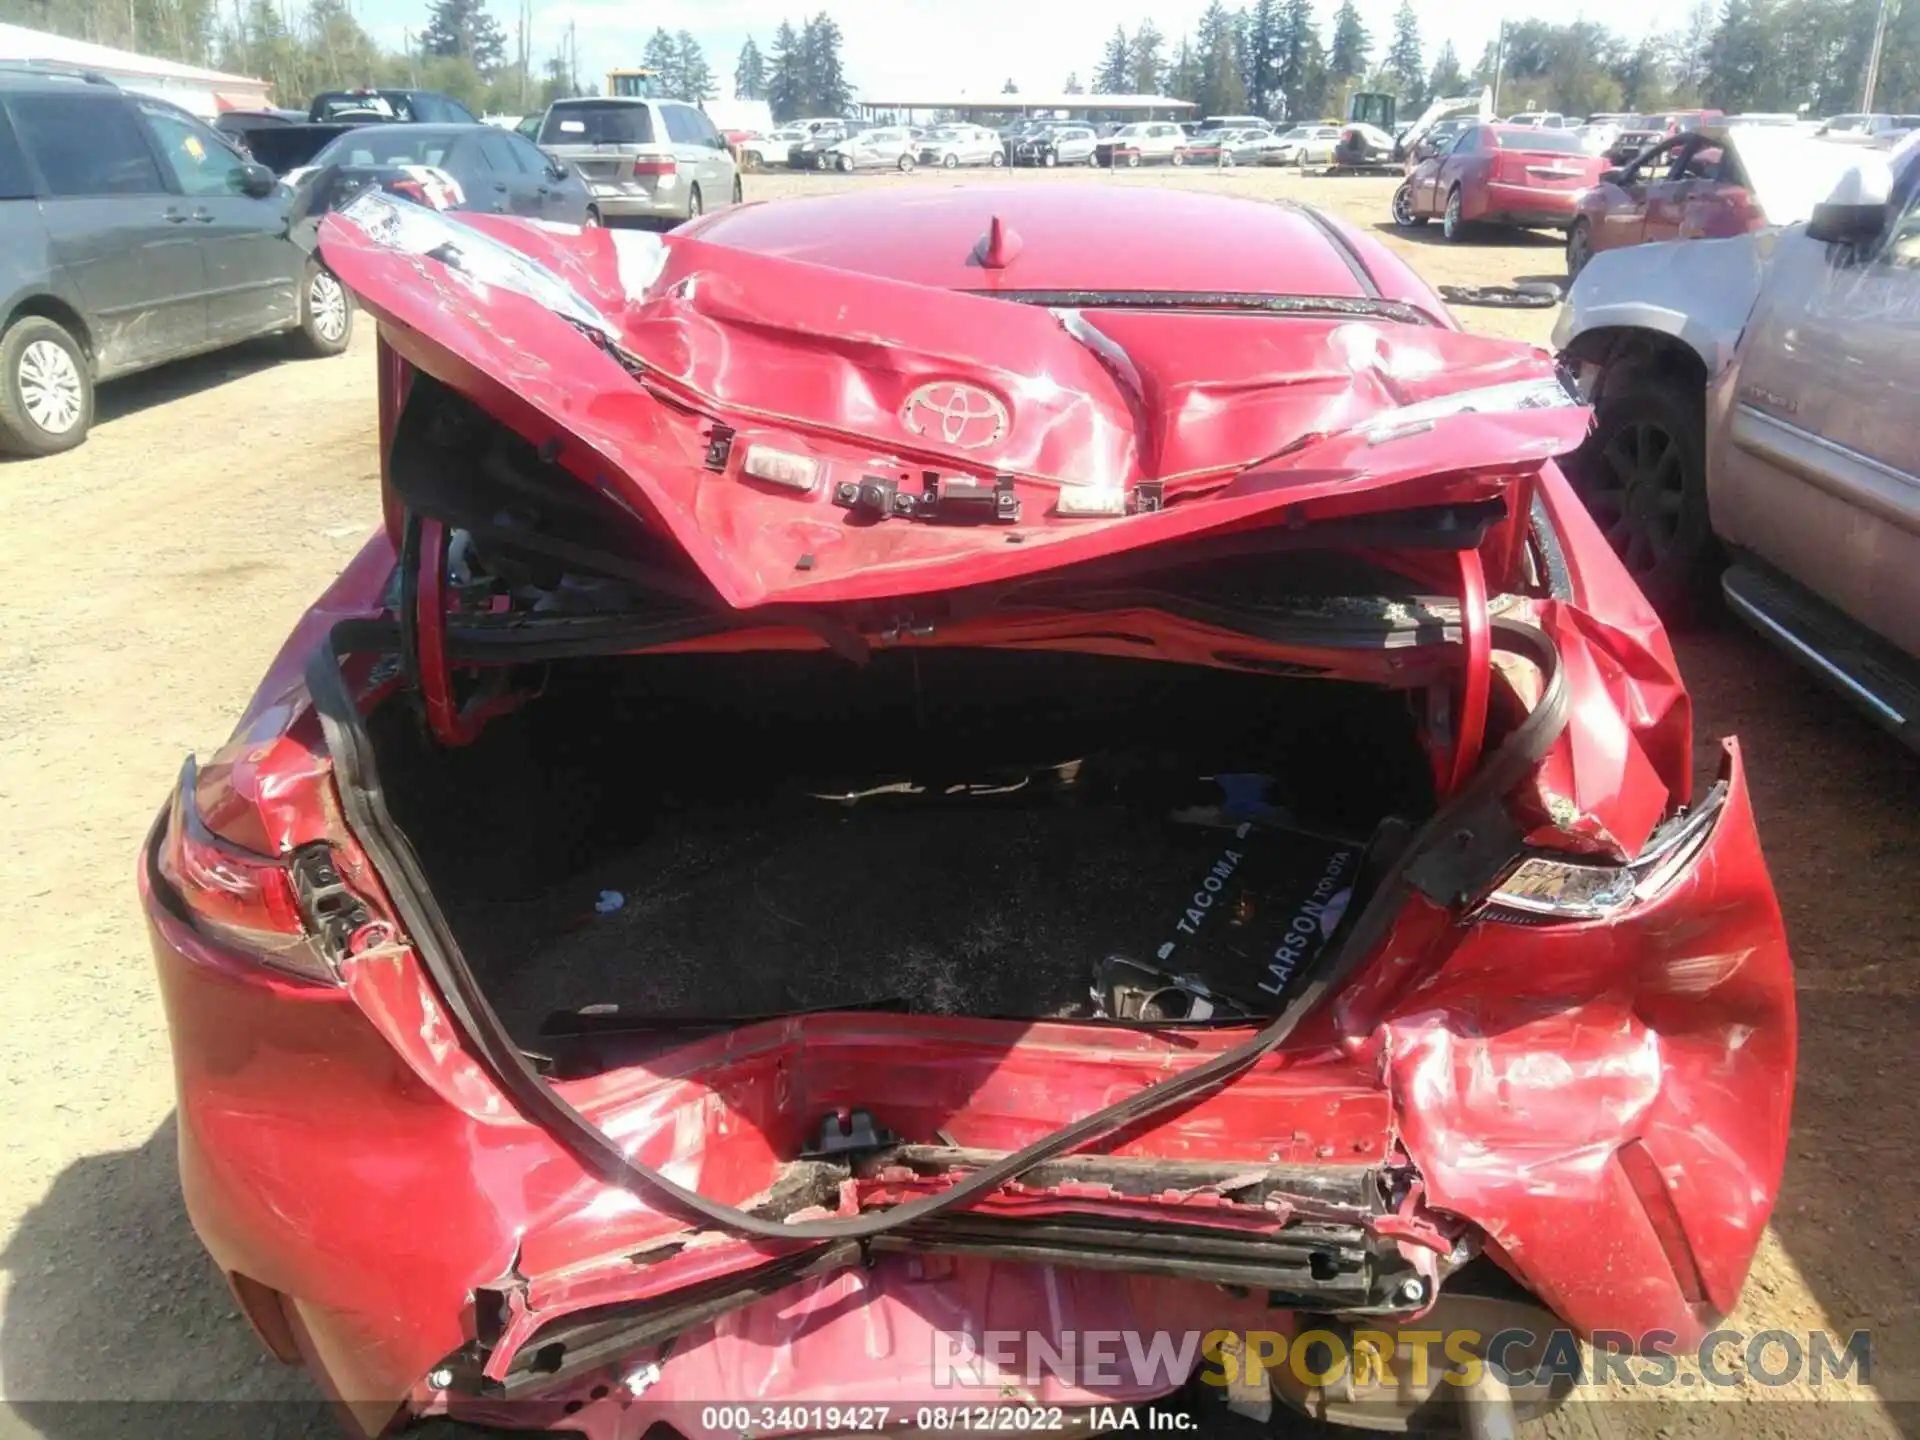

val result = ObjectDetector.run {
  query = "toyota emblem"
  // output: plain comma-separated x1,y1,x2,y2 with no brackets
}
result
901,382,1009,450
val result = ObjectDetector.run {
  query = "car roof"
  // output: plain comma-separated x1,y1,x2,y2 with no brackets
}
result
689,186,1386,299
0,68,126,96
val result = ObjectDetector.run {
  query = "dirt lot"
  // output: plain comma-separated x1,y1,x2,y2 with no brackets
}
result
0,166,1914,1439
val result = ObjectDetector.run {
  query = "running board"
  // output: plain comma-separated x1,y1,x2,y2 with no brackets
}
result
1721,563,1920,749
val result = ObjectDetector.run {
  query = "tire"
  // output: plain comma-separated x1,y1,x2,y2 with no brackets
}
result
584,206,602,227
1222,151,1236,168
1442,187,1467,242
1088,149,1100,167
291,260,352,358
0,315,93,456
990,150,1005,167
685,184,703,221
1043,150,1057,168
1391,181,1425,227
1125,152,1141,168
898,154,916,173
1171,149,1186,167
942,152,959,169
1563,380,1714,617
837,153,854,173
1566,218,1593,279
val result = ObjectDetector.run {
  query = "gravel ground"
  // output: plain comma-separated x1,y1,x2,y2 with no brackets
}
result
0,166,1913,1440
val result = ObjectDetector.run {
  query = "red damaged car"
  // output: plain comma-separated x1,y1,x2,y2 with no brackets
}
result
1393,125,1606,241
142,185,1793,1436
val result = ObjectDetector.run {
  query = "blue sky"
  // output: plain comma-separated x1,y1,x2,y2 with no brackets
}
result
366,0,1674,100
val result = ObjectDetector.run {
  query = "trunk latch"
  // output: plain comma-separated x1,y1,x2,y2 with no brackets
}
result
834,471,1021,524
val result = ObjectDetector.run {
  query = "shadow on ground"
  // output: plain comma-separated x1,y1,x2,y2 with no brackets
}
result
1672,609,1920,1419
1370,219,1567,250
0,1117,330,1440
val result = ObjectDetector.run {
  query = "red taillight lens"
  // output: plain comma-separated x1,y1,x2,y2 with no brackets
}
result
632,154,677,177
157,759,343,984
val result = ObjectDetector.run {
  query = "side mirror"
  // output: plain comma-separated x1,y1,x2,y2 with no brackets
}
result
547,159,568,181
1599,168,1625,185
237,161,277,198
1806,201,1887,246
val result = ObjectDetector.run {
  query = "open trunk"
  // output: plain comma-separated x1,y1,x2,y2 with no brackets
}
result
372,648,1437,1051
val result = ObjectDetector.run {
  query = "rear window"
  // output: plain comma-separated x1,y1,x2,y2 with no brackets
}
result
541,103,654,146
7,93,164,196
313,128,458,167
1492,129,1587,153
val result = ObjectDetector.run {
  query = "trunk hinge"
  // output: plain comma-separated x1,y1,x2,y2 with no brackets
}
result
399,512,531,748
1443,548,1491,797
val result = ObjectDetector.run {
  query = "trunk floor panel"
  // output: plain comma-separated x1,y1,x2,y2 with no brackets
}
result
371,650,1434,1044
456,794,1364,1035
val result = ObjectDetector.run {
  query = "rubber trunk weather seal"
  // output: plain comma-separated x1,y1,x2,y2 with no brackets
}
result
304,612,1566,1243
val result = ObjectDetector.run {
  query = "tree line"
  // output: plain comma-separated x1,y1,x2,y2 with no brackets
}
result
9,0,1917,124
1,0,589,116
1088,0,1919,122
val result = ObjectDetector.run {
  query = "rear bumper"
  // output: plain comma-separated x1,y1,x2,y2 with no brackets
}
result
581,185,683,219
1473,183,1584,227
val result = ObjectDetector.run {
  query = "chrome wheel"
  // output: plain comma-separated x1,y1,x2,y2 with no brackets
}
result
308,272,349,345
1443,189,1463,241
18,339,82,435
1567,220,1592,279
1391,182,1420,227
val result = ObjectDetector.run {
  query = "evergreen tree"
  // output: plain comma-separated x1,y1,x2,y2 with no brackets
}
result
767,19,804,120
421,0,505,73
1275,0,1326,117
1130,21,1167,94
1064,71,1086,93
800,12,851,116
1095,26,1132,92
1426,40,1465,98
642,27,682,97
734,36,766,100
1196,1,1247,113
1002,77,1019,93
677,30,716,102
1385,0,1423,103
1666,1,1718,100
1165,39,1202,100
1244,0,1283,117
1328,0,1370,83
305,0,381,89
1704,0,1771,110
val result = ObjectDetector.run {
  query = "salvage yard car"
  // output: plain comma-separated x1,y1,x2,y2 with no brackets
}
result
538,95,740,223
142,182,1794,1436
1095,120,1189,167
917,123,1006,168
1011,122,1099,166
1566,124,1848,277
1393,123,1605,240
294,124,596,225
823,125,918,172
0,69,351,455
1555,140,1919,743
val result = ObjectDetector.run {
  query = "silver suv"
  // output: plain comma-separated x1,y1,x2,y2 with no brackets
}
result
537,97,740,224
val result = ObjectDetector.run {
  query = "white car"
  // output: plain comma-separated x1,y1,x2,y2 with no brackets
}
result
1504,112,1569,129
825,126,920,172
1258,124,1344,166
738,125,809,171
1094,121,1189,168
918,124,1006,168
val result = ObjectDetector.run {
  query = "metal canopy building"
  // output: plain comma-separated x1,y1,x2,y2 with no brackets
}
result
852,93,1196,123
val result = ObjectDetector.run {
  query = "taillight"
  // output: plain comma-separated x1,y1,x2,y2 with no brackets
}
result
385,167,463,211
385,178,437,207
632,154,677,178
157,758,375,984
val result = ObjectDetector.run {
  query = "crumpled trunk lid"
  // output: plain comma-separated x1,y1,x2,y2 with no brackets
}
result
320,198,1586,609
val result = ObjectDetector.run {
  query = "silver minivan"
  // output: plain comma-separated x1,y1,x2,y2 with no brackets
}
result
537,97,739,224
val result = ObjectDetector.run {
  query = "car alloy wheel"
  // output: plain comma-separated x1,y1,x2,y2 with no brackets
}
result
1391,182,1422,227
990,150,1005,167
308,271,350,346
1125,152,1140,168
1566,219,1592,279
1171,149,1186,166
1443,188,1464,241
686,186,703,219
943,153,959,168
1043,150,1057,167
17,338,84,436
1567,383,1712,615
898,154,915,172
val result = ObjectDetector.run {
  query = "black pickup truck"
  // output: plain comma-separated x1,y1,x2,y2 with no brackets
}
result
223,90,479,175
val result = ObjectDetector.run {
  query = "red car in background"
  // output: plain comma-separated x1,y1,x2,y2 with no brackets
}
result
1567,128,1761,276
141,185,1793,1438
1393,124,1606,240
